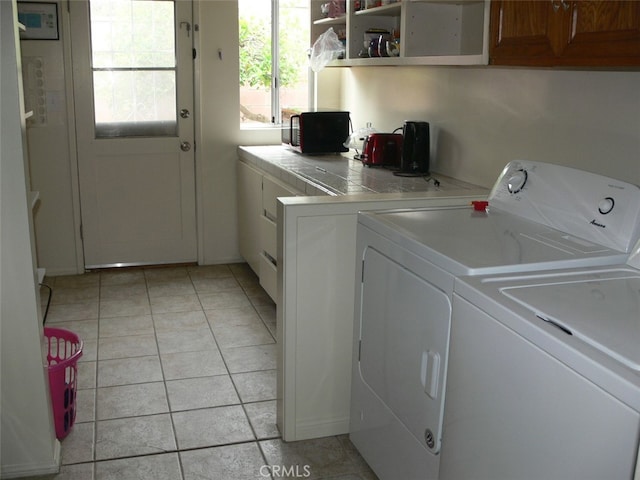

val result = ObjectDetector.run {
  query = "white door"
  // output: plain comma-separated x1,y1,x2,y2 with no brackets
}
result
70,0,196,268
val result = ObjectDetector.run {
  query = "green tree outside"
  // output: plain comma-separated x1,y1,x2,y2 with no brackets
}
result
239,0,309,123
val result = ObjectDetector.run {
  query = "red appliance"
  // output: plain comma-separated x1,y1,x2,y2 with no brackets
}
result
361,133,403,167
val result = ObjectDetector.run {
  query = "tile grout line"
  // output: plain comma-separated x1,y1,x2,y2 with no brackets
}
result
190,265,277,479
227,266,277,480
59,434,283,467
202,266,277,477
90,271,102,478
191,267,262,443
231,266,277,344
145,267,187,480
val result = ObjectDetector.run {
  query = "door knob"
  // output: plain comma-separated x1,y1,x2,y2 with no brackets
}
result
180,141,191,152
180,109,190,119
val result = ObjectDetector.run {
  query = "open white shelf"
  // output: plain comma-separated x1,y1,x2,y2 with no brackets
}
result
311,0,489,67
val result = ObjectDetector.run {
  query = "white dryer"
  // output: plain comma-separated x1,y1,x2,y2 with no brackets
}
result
350,161,640,480
442,241,640,480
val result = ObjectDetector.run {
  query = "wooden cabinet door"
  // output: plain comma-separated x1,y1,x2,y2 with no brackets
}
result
490,0,562,66
559,1,640,66
490,0,640,66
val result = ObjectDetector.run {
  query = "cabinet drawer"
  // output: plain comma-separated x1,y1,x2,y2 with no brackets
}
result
259,252,277,302
260,214,277,261
263,176,300,220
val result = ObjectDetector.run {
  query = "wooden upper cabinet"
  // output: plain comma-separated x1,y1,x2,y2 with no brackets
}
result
490,1,560,65
562,1,640,65
490,0,640,66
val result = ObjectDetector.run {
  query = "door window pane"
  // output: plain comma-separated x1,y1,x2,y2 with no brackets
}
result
93,70,177,137
89,0,177,137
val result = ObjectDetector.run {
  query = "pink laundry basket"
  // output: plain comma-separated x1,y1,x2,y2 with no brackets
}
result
44,327,83,440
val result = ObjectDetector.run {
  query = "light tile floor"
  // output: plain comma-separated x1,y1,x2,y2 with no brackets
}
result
36,263,378,480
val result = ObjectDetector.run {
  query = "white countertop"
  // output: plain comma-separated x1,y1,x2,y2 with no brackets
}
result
238,145,484,197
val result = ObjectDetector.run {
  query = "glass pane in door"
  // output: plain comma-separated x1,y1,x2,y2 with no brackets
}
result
89,0,177,137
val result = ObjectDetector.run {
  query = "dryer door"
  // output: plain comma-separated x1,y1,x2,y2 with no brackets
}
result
358,245,451,453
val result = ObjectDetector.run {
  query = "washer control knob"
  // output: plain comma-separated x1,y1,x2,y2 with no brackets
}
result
507,169,528,194
598,197,615,215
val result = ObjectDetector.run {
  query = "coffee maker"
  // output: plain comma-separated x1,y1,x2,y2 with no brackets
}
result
399,121,430,175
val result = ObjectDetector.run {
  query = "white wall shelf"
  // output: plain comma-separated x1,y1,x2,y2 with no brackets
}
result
354,2,401,17
313,15,346,26
311,0,489,67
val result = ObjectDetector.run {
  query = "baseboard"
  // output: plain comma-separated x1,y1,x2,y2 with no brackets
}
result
293,416,350,441
200,255,245,266
1,440,60,479
40,266,83,277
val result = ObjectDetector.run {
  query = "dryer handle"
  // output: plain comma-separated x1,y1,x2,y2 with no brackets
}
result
421,350,440,400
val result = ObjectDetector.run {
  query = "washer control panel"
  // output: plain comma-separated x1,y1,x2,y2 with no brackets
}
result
489,160,640,253
507,169,528,194
598,197,615,215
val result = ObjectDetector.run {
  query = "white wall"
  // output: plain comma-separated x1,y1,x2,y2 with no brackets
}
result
1,1,59,476
339,66,640,188
196,0,282,265
194,2,343,264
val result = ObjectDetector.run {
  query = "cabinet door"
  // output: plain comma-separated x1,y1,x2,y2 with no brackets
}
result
560,1,640,66
490,0,640,66
237,161,263,275
490,0,561,66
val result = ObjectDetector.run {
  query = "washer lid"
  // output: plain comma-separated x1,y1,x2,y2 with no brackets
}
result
359,206,626,276
501,273,640,371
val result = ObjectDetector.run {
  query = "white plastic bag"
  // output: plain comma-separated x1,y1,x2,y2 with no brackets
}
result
309,28,344,73
344,122,377,150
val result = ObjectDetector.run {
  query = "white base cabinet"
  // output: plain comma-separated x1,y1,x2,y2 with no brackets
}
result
237,160,302,301
237,147,488,442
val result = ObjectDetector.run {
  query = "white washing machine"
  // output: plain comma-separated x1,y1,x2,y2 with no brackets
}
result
350,161,640,480
441,242,640,480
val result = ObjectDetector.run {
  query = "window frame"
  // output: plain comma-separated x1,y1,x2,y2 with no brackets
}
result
239,0,312,129
271,0,280,125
